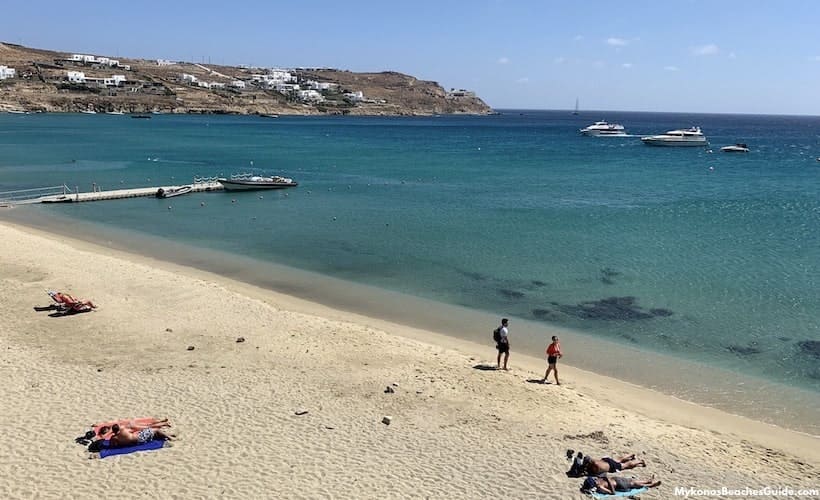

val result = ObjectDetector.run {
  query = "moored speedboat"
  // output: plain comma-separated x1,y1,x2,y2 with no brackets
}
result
217,174,298,191
720,143,749,153
641,127,707,147
156,185,193,198
579,120,627,136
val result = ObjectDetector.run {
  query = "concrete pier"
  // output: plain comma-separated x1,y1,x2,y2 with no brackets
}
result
37,181,224,203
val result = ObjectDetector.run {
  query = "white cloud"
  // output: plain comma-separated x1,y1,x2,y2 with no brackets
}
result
664,65,679,71
622,63,633,69
497,57,509,64
516,77,530,84
607,37,628,47
554,56,566,64
692,44,719,56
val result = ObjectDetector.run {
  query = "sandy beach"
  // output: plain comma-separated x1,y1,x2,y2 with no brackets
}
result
0,219,818,499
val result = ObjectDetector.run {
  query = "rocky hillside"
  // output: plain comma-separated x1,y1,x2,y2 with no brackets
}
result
0,43,493,116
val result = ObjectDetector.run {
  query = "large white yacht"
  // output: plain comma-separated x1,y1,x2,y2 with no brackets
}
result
641,127,707,146
579,120,627,136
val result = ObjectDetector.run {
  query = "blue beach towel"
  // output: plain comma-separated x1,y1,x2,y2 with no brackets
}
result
592,487,648,498
98,439,166,458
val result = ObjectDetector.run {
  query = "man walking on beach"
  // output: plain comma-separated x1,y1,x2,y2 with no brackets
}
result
496,318,510,370
542,335,562,384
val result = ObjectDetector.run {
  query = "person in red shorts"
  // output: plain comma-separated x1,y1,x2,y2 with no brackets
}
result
541,335,562,384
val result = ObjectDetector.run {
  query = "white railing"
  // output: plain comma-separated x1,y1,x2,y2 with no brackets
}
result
0,184,72,204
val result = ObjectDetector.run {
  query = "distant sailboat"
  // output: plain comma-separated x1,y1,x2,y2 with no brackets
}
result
573,98,579,115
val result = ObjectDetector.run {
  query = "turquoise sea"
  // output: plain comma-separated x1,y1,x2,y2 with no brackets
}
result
1,111,819,432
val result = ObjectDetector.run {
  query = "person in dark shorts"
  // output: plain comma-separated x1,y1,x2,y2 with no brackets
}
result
496,318,510,370
584,454,646,475
541,335,562,384
581,475,661,495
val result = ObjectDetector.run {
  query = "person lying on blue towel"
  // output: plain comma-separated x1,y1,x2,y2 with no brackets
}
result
581,475,661,495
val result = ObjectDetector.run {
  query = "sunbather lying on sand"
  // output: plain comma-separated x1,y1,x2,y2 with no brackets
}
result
108,424,175,448
584,454,646,475
581,475,661,495
94,417,170,439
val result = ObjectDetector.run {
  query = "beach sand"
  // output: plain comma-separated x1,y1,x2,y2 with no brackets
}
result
0,220,818,499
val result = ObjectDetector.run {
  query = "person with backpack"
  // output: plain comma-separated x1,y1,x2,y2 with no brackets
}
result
494,318,510,370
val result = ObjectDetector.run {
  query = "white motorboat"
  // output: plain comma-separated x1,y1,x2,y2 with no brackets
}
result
641,127,707,146
155,185,193,198
580,120,627,136
217,174,298,191
80,110,97,114
720,143,749,153
106,111,125,115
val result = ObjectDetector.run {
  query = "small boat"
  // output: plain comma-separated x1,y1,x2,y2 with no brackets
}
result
106,111,125,115
155,185,193,199
80,110,97,114
131,114,152,119
580,120,627,136
7,110,28,114
720,143,749,153
259,113,279,118
572,98,579,115
641,127,707,147
217,174,298,191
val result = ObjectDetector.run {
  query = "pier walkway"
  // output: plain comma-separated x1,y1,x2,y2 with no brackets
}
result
36,181,223,203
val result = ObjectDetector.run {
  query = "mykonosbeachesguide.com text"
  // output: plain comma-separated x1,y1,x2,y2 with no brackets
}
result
675,486,819,497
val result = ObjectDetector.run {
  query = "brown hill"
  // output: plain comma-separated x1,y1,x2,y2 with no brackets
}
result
0,43,492,116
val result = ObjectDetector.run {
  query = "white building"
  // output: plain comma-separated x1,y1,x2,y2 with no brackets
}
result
209,82,225,89
82,55,97,64
67,71,86,83
446,88,476,98
298,89,324,102
345,91,364,102
196,81,211,89
229,80,246,89
307,80,337,91
157,59,176,66
103,75,126,86
181,73,198,84
0,66,15,80
274,82,299,92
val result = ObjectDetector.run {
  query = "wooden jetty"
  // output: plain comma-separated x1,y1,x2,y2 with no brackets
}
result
37,181,224,203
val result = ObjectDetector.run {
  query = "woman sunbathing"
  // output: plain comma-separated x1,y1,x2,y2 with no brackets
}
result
108,424,174,448
581,475,661,495
95,417,170,440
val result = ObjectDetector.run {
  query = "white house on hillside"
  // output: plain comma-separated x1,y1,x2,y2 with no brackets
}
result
298,89,324,102
345,91,364,102
157,59,176,66
229,80,246,89
0,66,16,79
67,71,86,83
181,73,198,84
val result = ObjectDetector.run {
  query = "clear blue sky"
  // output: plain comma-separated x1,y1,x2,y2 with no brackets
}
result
4,0,820,114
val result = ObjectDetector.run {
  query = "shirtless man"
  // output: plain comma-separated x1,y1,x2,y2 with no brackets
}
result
582,475,661,495
109,423,174,448
584,454,646,475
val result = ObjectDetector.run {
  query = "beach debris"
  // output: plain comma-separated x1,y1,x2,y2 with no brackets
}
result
324,425,335,430
165,328,173,332
186,345,195,351
295,409,309,416
381,416,392,425
236,336,246,343
384,386,395,394
96,368,103,372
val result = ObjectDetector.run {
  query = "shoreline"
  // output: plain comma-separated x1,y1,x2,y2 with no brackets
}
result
4,207,820,438
1,216,819,461
0,218,818,498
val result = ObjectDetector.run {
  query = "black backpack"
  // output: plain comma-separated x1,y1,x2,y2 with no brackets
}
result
493,326,502,343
